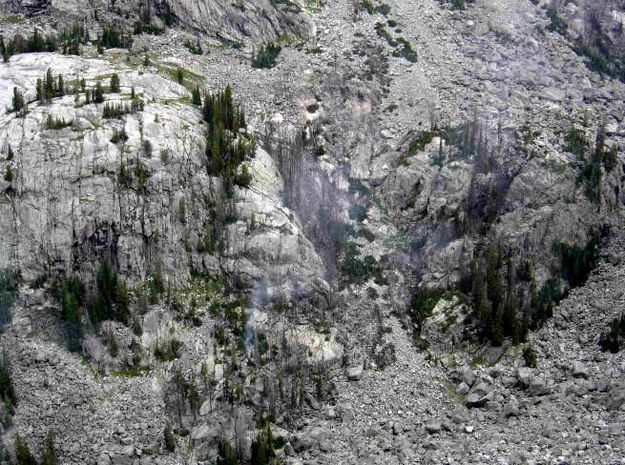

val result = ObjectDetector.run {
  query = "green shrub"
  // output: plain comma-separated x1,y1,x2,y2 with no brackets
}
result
110,128,128,144
191,86,202,106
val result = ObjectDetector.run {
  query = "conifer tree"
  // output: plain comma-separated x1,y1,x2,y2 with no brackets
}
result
57,75,64,96
191,86,202,106
15,436,37,465
94,82,104,103
45,68,55,100
163,423,175,452
41,430,58,465
110,73,121,93
11,87,24,113
216,441,237,465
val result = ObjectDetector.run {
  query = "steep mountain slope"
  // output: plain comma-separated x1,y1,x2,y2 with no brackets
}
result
0,0,624,464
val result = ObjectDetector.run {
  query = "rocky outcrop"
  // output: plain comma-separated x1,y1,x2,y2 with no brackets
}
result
1,0,313,43
0,53,323,294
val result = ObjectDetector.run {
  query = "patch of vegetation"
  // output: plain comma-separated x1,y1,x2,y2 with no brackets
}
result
1,28,57,62
599,313,625,353
252,43,282,69
163,423,176,452
408,288,443,350
392,37,417,63
59,23,89,56
340,241,386,286
522,344,537,368
90,260,130,327
0,352,17,427
153,338,182,362
251,424,276,465
575,124,617,203
185,39,203,55
98,26,133,50
11,87,25,114
57,276,85,352
44,115,73,130
110,128,128,144
0,271,17,328
546,8,568,35
408,130,437,154
462,232,601,347
3,167,13,183
102,98,145,119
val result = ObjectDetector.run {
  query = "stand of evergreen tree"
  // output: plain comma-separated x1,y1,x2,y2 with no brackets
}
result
202,86,255,192
1,29,57,63
464,233,600,346
90,260,130,327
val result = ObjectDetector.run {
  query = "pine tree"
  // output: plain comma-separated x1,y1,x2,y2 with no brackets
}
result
110,73,121,93
45,68,55,100
163,423,176,452
94,82,104,104
503,293,520,344
251,425,274,465
6,146,14,161
41,430,58,465
15,436,37,465
61,279,83,352
4,166,13,183
57,75,64,96
216,440,237,465
191,86,202,106
11,87,24,113
36,78,43,102
175,67,184,84
491,303,505,347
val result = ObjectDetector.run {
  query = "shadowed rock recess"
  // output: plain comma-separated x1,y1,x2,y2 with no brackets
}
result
0,0,624,463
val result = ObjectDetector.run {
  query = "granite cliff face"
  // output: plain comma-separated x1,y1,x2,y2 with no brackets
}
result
0,0,625,464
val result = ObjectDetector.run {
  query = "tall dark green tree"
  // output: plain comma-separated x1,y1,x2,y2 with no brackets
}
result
15,436,37,465
41,430,58,465
11,88,24,113
91,260,129,326
216,440,237,465
191,86,202,106
110,74,121,93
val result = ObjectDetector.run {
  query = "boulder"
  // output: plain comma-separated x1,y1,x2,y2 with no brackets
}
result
425,421,442,434
346,364,364,381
